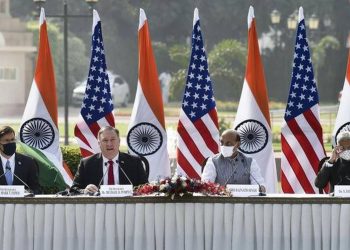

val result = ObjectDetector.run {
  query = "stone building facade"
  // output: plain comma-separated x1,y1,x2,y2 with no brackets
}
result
0,0,36,116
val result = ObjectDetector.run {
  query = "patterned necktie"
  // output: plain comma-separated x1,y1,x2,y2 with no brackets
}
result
107,160,115,185
5,160,12,185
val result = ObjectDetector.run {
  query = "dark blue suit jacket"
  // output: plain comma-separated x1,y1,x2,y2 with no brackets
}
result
70,152,148,193
0,153,41,194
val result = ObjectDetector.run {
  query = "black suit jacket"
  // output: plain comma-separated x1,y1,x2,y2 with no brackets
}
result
0,153,41,194
315,158,350,193
70,152,148,193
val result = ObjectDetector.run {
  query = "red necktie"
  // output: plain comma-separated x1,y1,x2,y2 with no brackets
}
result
107,160,115,185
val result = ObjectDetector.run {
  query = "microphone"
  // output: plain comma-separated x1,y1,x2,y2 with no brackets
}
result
224,164,240,186
0,167,11,180
55,190,70,196
93,160,134,196
90,161,111,196
12,172,35,197
243,164,266,196
119,160,133,186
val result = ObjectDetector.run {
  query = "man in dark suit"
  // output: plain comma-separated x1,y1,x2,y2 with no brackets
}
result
70,126,148,194
315,131,350,192
0,126,41,194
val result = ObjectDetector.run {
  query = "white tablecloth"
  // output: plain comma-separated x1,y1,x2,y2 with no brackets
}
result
0,197,349,250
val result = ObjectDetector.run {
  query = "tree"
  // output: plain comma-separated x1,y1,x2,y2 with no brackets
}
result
168,39,246,101
311,35,340,81
208,39,246,101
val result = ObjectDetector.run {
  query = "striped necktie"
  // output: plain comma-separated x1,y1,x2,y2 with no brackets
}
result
5,160,12,185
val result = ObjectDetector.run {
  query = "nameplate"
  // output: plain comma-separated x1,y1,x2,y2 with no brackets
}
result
226,184,259,197
100,185,133,197
334,185,350,197
0,185,25,197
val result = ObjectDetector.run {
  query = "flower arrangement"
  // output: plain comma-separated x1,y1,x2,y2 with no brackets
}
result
134,175,231,199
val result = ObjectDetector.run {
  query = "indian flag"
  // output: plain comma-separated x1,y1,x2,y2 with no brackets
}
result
332,49,350,146
19,8,73,189
127,9,171,181
233,6,277,193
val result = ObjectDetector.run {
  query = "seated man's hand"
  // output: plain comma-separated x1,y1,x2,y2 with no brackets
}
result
84,184,98,194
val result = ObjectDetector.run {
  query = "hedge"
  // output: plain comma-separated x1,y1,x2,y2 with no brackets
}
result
18,145,82,194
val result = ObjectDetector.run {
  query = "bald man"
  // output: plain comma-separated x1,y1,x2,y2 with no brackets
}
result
202,129,266,192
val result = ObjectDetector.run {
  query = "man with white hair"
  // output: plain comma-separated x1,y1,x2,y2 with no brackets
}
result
315,131,350,192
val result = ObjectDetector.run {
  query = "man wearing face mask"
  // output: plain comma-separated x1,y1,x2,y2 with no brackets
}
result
315,131,350,192
0,126,41,194
202,129,266,192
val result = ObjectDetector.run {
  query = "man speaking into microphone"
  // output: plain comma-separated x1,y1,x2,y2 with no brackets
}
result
70,126,148,194
0,126,41,194
202,129,266,193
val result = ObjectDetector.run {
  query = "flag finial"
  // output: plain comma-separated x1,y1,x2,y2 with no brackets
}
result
193,8,199,27
92,9,100,30
39,7,46,25
139,8,147,30
298,6,304,22
248,6,254,29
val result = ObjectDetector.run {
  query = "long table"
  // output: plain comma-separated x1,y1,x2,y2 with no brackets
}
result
0,194,349,250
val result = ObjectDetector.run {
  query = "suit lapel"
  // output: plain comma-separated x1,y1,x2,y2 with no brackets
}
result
0,159,5,185
13,154,22,185
96,153,104,185
118,153,126,184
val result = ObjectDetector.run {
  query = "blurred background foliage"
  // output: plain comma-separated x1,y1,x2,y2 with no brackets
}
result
11,0,350,105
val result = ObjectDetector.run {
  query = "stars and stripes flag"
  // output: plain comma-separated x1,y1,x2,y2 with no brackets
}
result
332,49,350,146
281,7,326,193
127,9,170,181
74,10,115,157
176,8,220,179
233,6,277,192
19,8,73,189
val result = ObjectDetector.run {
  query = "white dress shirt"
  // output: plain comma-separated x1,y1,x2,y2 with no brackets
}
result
102,154,119,185
0,153,15,175
201,155,265,186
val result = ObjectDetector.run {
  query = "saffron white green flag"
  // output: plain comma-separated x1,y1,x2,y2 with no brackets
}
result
332,50,350,146
127,9,171,181
233,6,277,193
19,8,73,189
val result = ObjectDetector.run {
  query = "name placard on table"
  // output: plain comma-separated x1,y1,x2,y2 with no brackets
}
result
226,184,259,197
100,185,133,197
334,185,350,197
0,185,25,197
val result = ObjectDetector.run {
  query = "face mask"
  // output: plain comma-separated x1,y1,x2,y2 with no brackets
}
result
1,142,16,156
220,145,235,158
339,150,350,161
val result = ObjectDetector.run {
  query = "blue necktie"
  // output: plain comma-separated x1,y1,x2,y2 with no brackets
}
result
5,160,12,185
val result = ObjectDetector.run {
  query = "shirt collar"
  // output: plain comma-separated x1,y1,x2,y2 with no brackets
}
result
102,153,119,165
0,153,15,168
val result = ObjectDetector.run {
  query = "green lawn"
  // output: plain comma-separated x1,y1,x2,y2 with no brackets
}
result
2,103,337,154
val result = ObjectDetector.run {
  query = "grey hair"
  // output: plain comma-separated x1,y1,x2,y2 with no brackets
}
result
337,131,350,143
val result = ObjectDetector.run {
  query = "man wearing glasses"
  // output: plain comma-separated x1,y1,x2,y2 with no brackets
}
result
0,126,41,194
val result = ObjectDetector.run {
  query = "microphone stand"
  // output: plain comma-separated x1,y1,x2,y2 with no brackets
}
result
92,162,111,196
12,172,35,197
243,166,266,196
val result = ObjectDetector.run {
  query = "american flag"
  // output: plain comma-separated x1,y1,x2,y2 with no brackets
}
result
74,10,115,157
281,8,326,193
177,8,220,179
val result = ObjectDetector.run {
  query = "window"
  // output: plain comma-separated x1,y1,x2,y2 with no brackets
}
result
0,67,17,81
